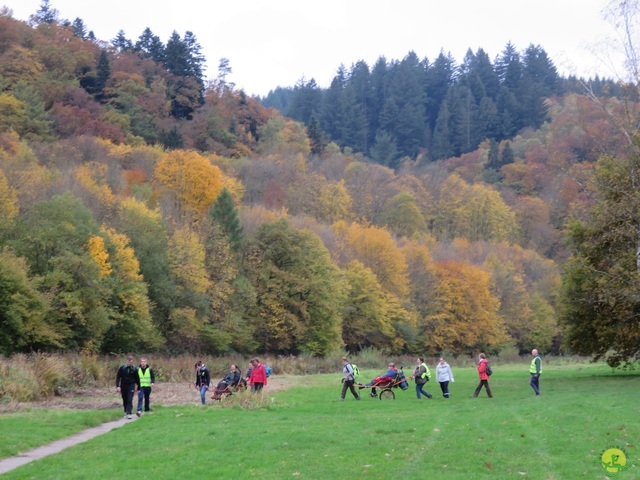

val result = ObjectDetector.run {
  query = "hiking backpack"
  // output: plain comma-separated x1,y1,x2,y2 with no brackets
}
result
485,362,493,376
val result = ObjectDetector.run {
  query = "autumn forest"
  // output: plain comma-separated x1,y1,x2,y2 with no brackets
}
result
1,1,639,365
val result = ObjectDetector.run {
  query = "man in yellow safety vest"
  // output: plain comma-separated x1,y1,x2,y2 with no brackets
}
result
136,356,155,416
529,349,542,396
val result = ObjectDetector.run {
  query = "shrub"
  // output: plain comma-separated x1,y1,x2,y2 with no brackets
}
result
0,357,41,402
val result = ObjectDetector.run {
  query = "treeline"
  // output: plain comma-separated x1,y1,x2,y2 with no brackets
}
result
7,90,630,358
0,131,564,358
263,46,620,167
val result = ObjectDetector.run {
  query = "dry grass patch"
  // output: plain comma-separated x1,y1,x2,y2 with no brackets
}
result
1,375,296,412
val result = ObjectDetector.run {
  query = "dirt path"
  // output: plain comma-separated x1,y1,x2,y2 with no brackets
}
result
0,377,293,474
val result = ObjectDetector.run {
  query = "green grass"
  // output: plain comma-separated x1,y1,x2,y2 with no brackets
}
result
1,364,638,479
0,409,123,458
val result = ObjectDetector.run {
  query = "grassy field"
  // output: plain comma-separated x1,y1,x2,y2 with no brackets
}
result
1,363,638,479
0,409,123,459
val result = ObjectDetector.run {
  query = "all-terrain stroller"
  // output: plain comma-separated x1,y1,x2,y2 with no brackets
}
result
211,369,247,400
358,367,409,400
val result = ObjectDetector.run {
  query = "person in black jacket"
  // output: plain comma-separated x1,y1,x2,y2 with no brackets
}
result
195,361,210,405
216,364,240,390
116,354,139,419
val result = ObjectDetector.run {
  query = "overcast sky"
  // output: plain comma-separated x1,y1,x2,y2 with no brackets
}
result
5,0,623,97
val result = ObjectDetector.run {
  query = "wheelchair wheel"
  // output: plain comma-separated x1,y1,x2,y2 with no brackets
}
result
379,389,395,400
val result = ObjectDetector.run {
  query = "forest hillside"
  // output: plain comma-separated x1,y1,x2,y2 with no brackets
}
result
0,3,637,362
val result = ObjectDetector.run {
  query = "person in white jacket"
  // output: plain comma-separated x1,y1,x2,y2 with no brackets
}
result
436,357,455,398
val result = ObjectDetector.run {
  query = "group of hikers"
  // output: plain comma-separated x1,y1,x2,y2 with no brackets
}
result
339,356,455,401
194,357,268,405
114,349,543,416
340,349,543,401
114,355,269,417
114,354,155,419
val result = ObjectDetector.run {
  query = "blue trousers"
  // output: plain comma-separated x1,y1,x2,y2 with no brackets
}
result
530,374,540,395
137,386,152,412
199,385,208,404
439,381,450,398
415,383,431,399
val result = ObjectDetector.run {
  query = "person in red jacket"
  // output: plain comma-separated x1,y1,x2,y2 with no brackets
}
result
249,357,267,392
472,353,493,398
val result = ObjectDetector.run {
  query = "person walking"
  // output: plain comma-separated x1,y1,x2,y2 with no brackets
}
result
472,353,493,398
339,357,360,401
436,357,455,399
411,357,433,399
248,357,267,392
529,348,542,396
116,354,139,419
136,356,155,416
195,361,210,405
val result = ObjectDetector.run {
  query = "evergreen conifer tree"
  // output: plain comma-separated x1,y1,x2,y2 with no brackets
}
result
210,188,244,252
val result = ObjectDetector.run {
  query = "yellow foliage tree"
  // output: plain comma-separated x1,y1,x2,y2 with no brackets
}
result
425,260,507,354
154,149,223,218
0,133,52,214
74,162,118,213
86,235,112,277
0,45,45,87
100,225,162,351
0,167,18,224
102,227,145,286
401,239,438,313
221,174,245,203
168,225,211,295
318,180,352,224
281,121,311,155
335,221,409,298
342,260,396,349
0,93,26,133
258,115,310,155
433,174,516,242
